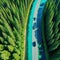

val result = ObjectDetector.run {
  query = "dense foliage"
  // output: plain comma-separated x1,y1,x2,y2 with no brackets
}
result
42,0,60,60
0,0,33,60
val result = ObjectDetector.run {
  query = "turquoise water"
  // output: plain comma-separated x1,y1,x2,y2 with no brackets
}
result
27,0,47,60
41,0,47,3
27,0,38,60
37,0,47,60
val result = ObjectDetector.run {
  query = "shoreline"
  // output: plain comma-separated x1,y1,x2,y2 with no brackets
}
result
23,0,34,60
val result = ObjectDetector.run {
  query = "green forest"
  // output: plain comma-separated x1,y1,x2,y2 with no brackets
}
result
42,0,60,60
0,0,33,60
0,0,60,60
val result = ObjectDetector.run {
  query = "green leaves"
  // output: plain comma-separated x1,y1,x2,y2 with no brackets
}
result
42,0,60,60
0,44,4,51
0,0,33,60
1,50,10,60
13,53,20,60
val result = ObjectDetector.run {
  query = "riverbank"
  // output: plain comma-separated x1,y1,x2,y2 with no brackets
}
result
23,0,34,60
